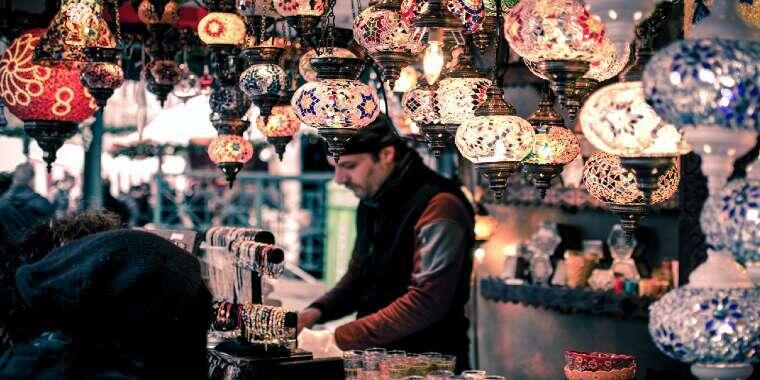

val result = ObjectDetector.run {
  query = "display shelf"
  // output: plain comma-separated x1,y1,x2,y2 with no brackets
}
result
480,276,655,320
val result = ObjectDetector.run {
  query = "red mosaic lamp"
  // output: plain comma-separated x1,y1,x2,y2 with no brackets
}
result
208,134,255,188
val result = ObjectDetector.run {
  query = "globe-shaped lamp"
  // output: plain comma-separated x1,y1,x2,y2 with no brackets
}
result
257,104,301,160
402,83,449,156
208,134,254,188
198,12,246,46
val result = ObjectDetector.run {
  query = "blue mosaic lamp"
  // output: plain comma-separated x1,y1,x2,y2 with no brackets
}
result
649,249,759,380
642,0,760,196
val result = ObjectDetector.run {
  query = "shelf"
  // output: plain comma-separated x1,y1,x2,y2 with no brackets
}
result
480,277,654,320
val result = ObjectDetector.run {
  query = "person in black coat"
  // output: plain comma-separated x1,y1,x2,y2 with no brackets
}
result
0,163,53,244
0,229,212,379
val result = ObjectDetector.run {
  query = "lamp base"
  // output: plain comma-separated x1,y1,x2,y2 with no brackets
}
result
473,15,497,51
419,123,451,158
564,77,598,120
311,56,366,80
524,163,564,199
620,156,677,204
476,161,522,200
218,162,244,189
251,94,280,123
146,80,174,108
24,121,78,172
87,88,116,109
267,136,293,161
535,60,589,122
212,118,250,136
607,202,649,242
318,127,357,162
373,51,414,90
691,363,753,380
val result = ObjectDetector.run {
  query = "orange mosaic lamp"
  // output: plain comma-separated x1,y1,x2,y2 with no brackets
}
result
256,104,301,160
208,134,254,188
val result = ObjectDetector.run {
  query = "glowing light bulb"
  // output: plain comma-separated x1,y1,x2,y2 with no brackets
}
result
423,41,445,85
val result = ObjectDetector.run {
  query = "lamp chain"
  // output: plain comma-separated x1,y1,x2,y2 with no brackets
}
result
317,0,337,55
493,0,504,88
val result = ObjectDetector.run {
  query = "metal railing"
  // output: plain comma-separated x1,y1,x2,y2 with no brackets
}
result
153,171,334,276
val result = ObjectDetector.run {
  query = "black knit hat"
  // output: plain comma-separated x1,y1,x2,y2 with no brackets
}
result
14,229,211,378
342,113,403,155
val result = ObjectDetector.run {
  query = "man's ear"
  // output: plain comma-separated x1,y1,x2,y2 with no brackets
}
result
379,145,395,165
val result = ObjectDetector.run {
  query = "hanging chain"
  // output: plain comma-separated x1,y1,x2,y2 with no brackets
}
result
317,0,337,55
494,0,505,87
110,0,122,46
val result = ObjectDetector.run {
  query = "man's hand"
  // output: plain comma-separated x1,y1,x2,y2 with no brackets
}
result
297,307,322,334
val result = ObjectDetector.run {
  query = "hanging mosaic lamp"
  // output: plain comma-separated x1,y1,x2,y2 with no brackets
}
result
208,134,255,188
145,59,182,107
291,55,380,161
80,52,124,108
436,38,492,137
0,29,98,170
504,0,605,120
523,86,580,198
33,0,117,69
257,101,301,160
402,81,448,156
274,0,325,38
583,151,679,239
239,46,287,122
353,0,424,89
198,11,247,46
649,248,759,380
455,82,534,200
643,0,760,197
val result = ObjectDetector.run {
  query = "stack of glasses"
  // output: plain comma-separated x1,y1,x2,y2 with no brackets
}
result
342,348,504,379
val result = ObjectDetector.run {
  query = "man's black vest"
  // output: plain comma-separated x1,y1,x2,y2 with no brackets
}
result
353,148,475,364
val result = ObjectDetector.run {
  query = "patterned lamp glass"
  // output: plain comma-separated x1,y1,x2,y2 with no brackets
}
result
198,12,246,45
437,77,490,125
737,0,760,30
643,39,760,132
583,151,679,205
484,0,519,16
524,126,580,165
525,39,628,81
80,62,125,90
34,0,116,68
0,29,97,122
239,63,287,97
210,85,251,119
138,0,181,24
580,81,685,157
291,80,381,129
700,178,760,265
298,48,357,82
208,135,254,164
257,104,301,137
504,0,606,62
402,85,439,124
274,0,325,17
455,115,535,164
238,0,280,18
649,287,760,364
399,0,482,33
146,59,181,85
353,5,424,55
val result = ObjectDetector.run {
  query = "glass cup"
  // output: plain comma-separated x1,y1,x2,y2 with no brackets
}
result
421,352,442,373
364,347,387,380
483,376,506,380
462,369,487,380
381,350,407,378
426,370,455,379
343,350,364,380
390,362,412,380
435,355,457,373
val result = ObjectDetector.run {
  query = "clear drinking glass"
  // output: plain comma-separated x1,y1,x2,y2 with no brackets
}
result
462,369,487,380
343,350,364,380
390,362,412,380
381,350,407,379
426,370,455,379
435,355,457,373
363,347,387,380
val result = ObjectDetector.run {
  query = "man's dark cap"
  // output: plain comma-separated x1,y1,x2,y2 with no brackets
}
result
342,114,402,155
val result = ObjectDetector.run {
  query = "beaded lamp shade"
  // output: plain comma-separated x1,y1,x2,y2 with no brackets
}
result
33,0,117,68
580,81,687,157
138,0,181,25
643,38,760,132
257,104,301,137
291,80,381,129
0,29,97,123
353,4,423,55
198,12,247,45
208,134,254,164
437,77,490,125
504,0,605,62
274,0,325,17
455,115,534,164
239,63,287,97
583,151,679,205
524,126,579,165
700,178,760,265
80,61,125,107
298,48,356,82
